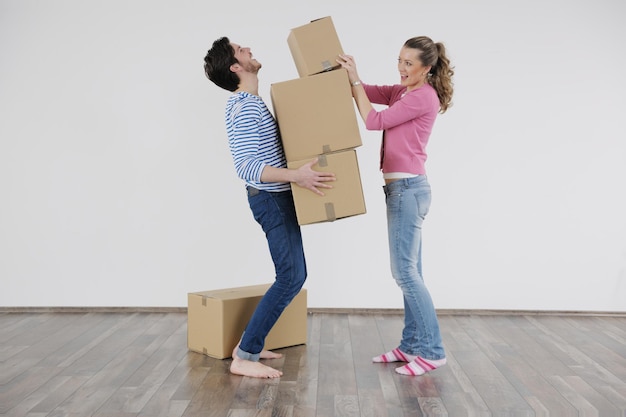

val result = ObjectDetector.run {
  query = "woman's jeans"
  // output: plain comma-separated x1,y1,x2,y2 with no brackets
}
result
384,176,445,360
237,187,307,361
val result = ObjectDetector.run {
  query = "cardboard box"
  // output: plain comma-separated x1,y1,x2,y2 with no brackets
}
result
187,284,307,359
287,16,344,77
271,69,362,162
288,150,366,225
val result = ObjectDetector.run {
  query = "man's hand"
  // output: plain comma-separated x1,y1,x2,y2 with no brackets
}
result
293,158,336,196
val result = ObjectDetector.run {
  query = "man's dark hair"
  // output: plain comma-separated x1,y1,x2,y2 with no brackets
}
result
204,37,240,92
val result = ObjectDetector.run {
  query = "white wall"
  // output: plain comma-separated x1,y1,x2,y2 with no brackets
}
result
1,0,625,311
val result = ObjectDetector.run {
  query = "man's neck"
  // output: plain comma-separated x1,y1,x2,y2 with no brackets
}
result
236,74,259,96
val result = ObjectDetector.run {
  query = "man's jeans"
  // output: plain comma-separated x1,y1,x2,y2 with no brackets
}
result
237,187,307,361
384,176,445,360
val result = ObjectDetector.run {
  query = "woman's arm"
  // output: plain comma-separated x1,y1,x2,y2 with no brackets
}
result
336,55,373,123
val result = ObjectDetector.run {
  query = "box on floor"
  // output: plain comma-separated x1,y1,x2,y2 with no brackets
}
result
187,284,307,359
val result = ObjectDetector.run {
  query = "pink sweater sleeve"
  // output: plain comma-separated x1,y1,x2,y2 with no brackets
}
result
363,84,431,131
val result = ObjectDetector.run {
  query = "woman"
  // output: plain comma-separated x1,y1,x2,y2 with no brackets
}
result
337,36,454,376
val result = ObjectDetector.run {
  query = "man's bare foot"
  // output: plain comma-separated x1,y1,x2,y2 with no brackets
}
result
260,349,283,359
230,356,283,378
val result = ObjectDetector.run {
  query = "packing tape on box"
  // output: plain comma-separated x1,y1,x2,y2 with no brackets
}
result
322,145,331,154
325,203,336,221
202,297,207,307
318,154,328,167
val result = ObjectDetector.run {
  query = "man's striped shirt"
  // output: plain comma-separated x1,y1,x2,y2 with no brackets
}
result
225,92,290,192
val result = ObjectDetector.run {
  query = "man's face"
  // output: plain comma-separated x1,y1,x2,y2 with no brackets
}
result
231,42,261,73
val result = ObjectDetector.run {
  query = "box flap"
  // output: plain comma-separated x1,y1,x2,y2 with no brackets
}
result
190,283,272,301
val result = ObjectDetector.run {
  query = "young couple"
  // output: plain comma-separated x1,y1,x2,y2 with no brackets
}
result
203,34,454,379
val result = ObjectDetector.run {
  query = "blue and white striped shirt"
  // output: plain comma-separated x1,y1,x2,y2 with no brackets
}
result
225,92,290,192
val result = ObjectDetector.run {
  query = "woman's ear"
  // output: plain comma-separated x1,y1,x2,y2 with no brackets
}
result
230,63,241,73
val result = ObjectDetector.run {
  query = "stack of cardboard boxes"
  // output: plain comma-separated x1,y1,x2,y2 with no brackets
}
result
270,17,366,225
187,18,364,359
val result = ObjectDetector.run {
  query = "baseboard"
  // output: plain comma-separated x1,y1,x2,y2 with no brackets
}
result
1,306,625,317
0,306,188,313
307,308,626,317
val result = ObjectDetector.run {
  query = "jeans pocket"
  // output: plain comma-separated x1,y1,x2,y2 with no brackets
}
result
385,189,403,215
414,187,431,218
249,192,283,233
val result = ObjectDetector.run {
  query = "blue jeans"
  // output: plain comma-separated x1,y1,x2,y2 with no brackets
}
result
237,187,307,361
384,176,445,360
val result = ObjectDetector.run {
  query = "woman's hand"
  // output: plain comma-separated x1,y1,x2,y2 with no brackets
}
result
337,54,361,85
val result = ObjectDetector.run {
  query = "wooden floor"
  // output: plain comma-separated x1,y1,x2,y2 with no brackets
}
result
1,311,625,417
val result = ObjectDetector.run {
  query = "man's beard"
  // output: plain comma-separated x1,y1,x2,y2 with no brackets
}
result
244,60,262,73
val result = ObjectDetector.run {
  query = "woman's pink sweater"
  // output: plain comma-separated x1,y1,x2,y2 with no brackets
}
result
364,82,440,175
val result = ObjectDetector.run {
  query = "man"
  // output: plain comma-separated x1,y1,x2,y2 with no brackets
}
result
203,37,335,378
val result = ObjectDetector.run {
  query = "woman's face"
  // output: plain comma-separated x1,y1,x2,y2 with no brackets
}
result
397,46,430,91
